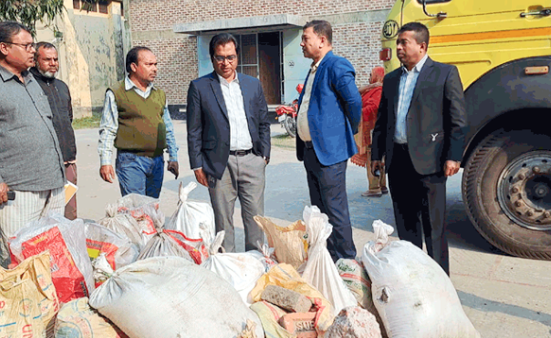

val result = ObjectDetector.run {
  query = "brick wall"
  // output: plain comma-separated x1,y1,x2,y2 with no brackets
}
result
129,0,395,105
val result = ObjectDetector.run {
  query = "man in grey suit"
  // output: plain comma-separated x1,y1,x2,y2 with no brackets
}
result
371,22,467,275
0,22,66,266
186,33,271,252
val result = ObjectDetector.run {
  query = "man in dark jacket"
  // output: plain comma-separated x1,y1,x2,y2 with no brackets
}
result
30,42,77,219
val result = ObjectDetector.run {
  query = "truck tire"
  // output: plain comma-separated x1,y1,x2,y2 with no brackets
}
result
462,129,551,259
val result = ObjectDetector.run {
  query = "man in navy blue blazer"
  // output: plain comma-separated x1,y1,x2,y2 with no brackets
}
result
186,33,271,252
296,20,362,261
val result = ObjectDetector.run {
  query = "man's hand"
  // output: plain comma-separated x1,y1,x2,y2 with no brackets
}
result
194,168,208,187
0,183,8,205
265,157,270,165
100,165,116,183
444,160,461,177
167,161,179,179
371,160,383,177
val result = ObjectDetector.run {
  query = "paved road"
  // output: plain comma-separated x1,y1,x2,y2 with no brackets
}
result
76,121,551,338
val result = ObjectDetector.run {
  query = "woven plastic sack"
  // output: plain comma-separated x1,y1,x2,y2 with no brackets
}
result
250,301,294,338
201,231,265,305
165,182,216,246
55,297,128,338
89,256,264,338
250,263,335,334
116,194,162,246
97,205,144,250
84,223,139,271
8,214,94,303
301,206,357,315
362,221,480,338
254,216,308,269
0,251,59,337
138,228,208,264
247,242,278,273
336,258,387,337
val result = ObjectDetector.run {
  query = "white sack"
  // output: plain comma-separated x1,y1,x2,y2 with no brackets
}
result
97,204,144,249
165,182,215,246
300,206,357,315
89,256,264,338
362,220,480,338
201,231,266,306
85,222,139,270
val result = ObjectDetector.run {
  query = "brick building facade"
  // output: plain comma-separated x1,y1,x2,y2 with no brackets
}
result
125,0,396,112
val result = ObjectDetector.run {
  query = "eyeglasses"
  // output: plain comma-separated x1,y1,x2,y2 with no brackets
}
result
2,42,37,52
213,55,237,63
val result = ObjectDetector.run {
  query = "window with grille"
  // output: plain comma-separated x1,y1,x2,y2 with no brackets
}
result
73,0,114,14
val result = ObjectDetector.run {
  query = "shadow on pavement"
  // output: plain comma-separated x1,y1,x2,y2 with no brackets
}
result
457,290,551,328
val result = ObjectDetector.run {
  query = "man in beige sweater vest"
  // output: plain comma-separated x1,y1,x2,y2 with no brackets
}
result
98,46,179,198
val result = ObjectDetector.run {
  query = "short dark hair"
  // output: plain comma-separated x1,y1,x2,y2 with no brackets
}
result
35,41,57,61
398,22,430,47
303,20,333,45
0,21,32,44
126,46,152,73
209,33,240,60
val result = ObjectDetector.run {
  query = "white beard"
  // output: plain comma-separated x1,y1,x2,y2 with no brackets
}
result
39,68,57,78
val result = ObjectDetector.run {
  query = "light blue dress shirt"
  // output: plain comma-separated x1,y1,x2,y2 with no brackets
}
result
98,77,179,166
394,54,428,144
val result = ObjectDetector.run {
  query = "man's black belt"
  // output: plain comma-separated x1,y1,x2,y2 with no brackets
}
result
229,148,253,156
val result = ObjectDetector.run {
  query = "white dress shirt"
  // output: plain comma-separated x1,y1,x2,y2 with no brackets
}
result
297,56,324,142
218,73,253,151
394,54,428,144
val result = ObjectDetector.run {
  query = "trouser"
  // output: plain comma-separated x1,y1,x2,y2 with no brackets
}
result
366,148,387,191
208,152,266,252
303,141,356,262
388,143,449,275
65,162,77,220
0,187,65,268
116,151,164,198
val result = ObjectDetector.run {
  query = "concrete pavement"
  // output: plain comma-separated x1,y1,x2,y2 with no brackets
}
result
76,120,551,338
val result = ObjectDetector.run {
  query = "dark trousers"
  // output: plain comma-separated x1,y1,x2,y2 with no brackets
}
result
388,143,449,275
303,142,356,261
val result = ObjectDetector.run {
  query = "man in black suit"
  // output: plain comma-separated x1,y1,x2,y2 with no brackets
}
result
371,22,467,275
186,33,271,252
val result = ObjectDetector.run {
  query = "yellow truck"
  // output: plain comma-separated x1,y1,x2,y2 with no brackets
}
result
380,0,551,259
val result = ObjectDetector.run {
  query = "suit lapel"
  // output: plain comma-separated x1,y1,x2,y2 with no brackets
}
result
409,57,434,111
209,71,229,120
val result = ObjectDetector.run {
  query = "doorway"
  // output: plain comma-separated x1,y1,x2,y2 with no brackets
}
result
258,32,281,105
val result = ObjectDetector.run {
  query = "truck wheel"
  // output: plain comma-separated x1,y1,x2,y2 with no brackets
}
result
462,129,551,259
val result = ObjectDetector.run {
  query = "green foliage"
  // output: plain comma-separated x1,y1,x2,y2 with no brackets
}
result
0,0,98,35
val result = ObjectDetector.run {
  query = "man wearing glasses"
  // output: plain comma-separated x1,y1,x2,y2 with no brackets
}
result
186,33,271,252
0,22,66,267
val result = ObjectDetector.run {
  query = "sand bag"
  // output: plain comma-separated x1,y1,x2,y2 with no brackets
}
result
301,206,357,315
250,301,294,338
89,256,264,338
97,205,144,249
8,214,94,303
55,297,128,338
0,251,59,337
254,216,308,270
138,228,208,264
165,182,215,246
248,242,278,273
362,221,480,338
201,232,265,305
84,223,139,271
116,194,162,246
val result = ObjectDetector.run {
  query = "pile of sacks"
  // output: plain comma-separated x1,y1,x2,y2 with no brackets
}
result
0,182,480,338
